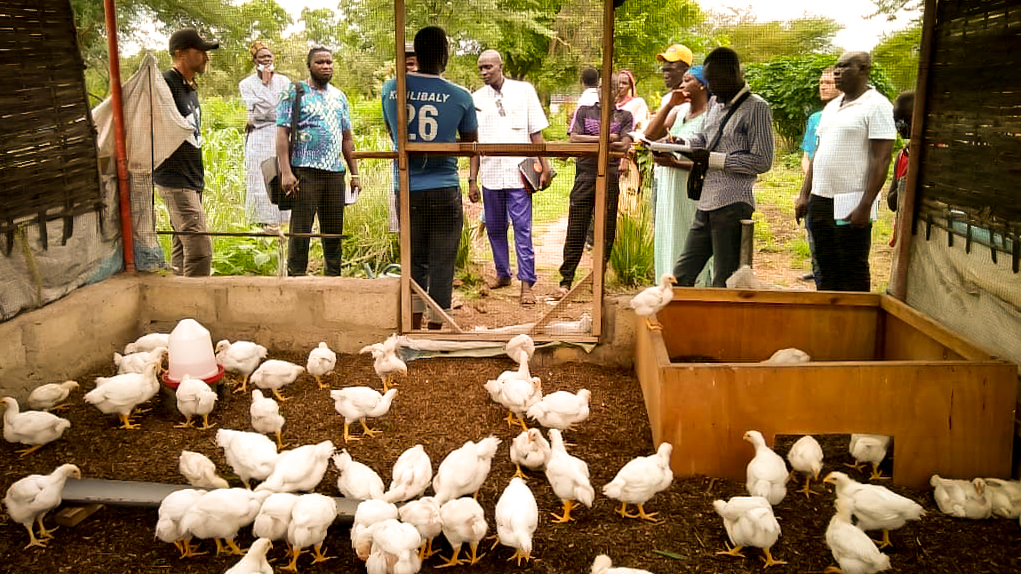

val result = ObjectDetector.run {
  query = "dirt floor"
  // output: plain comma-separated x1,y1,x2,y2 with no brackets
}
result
2,352,1019,573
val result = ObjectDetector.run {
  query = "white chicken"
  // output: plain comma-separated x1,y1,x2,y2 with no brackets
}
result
333,449,385,500
824,497,891,574
824,471,925,548
1,397,71,456
156,488,205,557
525,389,591,431
744,430,789,505
256,440,335,493
124,332,170,354
215,340,269,394
85,360,161,429
985,478,1021,519
590,554,653,574
174,375,218,429
3,463,80,549
26,381,79,411
713,495,785,567
544,429,594,523
628,273,676,330
350,499,399,558
787,435,824,497
603,442,674,523
505,334,535,364
383,444,432,503
360,334,408,391
250,359,304,402
762,348,811,364
437,497,488,567
225,537,274,574
367,518,423,574
432,436,502,504
284,493,338,571
181,488,272,556
253,491,300,546
399,496,442,559
215,428,280,489
306,342,337,389
179,450,229,489
848,434,891,480
490,357,542,431
930,475,992,519
494,477,538,565
250,389,286,449
330,387,397,442
113,346,168,375
509,428,551,480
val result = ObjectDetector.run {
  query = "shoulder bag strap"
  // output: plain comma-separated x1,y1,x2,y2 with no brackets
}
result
707,91,751,153
288,81,305,157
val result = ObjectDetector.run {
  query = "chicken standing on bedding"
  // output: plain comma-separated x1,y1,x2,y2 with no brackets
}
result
509,428,551,480
330,387,397,442
215,340,268,394
590,554,654,574
437,497,488,567
84,360,161,430
847,434,891,480
175,375,218,429
383,444,432,503
628,273,676,330
283,493,338,571
544,429,594,523
26,381,79,412
249,360,304,402
181,488,272,556
505,334,535,364
333,449,385,500
824,497,891,574
713,495,786,567
931,475,992,519
256,440,335,493
124,332,170,354
215,428,280,489
114,346,168,375
3,463,80,549
603,442,674,523
1,397,71,456
525,389,591,432
744,430,789,505
350,499,399,558
787,435,824,497
366,518,423,574
306,342,337,389
494,477,538,565
179,450,229,489
432,436,502,504
360,334,407,391
156,488,205,558
224,537,274,574
250,389,287,449
824,471,925,548
253,492,300,550
490,352,542,431
399,496,442,559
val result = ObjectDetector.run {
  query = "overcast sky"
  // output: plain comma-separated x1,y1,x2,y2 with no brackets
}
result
275,0,920,51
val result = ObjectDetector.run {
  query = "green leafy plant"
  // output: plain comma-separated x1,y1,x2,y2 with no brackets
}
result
609,204,655,287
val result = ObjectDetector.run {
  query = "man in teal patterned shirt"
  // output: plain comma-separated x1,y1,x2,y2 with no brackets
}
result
276,46,360,276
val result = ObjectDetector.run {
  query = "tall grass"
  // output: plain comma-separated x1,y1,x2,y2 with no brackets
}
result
608,204,655,287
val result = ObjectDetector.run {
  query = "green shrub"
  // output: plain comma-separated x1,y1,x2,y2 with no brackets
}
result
609,204,655,287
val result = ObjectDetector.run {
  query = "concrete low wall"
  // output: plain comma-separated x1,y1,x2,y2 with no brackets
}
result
1,273,639,400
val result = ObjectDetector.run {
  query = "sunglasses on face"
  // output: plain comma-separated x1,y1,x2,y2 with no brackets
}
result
495,96,506,117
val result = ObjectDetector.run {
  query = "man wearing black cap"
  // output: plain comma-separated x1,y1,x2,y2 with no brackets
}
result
155,28,219,276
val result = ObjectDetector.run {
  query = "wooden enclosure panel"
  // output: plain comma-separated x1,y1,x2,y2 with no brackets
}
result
634,317,667,445
650,362,1015,489
658,289,880,362
880,296,991,361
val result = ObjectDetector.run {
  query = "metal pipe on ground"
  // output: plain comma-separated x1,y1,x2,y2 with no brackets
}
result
739,219,755,267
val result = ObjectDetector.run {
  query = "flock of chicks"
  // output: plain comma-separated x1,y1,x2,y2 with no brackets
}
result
1,332,673,573
720,431,1021,573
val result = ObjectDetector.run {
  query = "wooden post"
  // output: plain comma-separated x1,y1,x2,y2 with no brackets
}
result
394,0,412,332
591,0,616,338
890,0,937,300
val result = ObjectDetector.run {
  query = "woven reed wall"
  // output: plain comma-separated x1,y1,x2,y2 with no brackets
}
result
0,0,103,249
916,0,1021,271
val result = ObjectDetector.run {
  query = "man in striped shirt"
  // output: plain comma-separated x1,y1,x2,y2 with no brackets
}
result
672,47,775,287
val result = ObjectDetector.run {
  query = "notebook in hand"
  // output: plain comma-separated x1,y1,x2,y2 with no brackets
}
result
518,157,556,192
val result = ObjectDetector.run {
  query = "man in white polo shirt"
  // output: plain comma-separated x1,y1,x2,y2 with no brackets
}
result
795,51,895,292
468,50,551,306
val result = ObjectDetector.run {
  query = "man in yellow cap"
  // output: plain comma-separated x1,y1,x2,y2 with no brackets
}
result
647,43,693,229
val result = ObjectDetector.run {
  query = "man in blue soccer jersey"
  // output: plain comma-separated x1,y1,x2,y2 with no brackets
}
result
382,26,478,329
